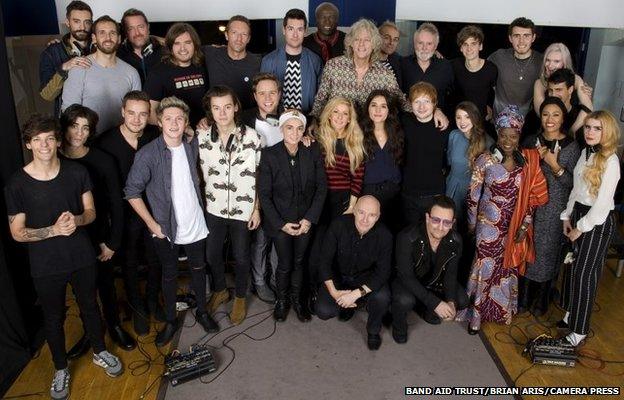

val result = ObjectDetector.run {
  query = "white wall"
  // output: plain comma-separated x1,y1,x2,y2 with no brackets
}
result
396,0,623,29
54,0,307,26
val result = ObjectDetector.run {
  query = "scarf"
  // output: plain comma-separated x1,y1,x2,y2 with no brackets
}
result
313,30,340,63
503,148,549,274
585,144,601,161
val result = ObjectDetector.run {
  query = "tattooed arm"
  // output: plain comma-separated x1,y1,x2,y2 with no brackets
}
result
8,212,76,243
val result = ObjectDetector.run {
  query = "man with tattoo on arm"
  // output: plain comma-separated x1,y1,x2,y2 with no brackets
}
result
5,115,123,400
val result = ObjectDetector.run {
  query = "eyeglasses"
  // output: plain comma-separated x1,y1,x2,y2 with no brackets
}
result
429,216,454,228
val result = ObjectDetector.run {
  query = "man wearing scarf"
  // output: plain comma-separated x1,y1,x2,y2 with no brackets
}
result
303,2,346,64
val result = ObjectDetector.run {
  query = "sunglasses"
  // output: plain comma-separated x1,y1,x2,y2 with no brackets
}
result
429,216,454,228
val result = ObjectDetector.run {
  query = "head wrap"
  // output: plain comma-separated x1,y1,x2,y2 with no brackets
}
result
278,110,307,130
495,105,524,134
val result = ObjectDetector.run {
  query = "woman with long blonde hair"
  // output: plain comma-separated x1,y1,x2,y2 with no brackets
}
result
558,110,620,347
317,96,366,216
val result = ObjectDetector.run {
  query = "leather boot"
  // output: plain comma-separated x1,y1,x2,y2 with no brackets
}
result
291,294,311,322
273,298,290,322
207,289,229,313
531,280,551,317
109,325,136,351
67,334,90,360
517,276,531,314
229,296,246,325
155,319,179,347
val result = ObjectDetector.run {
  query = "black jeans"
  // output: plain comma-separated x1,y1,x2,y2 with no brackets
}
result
206,214,252,298
315,279,391,335
391,279,469,335
121,220,162,308
152,237,207,322
33,265,106,370
95,258,120,328
273,229,312,301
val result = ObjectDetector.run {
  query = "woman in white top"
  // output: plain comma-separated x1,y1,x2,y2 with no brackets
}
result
559,110,621,346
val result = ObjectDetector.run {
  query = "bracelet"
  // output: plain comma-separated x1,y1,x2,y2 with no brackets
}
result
554,167,565,177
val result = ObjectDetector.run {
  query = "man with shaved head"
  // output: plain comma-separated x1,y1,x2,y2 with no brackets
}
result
315,196,392,350
303,2,346,64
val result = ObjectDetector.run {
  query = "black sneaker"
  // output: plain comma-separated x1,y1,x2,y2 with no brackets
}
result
196,312,219,333
155,319,179,347
109,325,136,351
67,335,90,360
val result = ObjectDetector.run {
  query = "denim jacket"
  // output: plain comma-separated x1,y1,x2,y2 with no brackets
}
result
124,134,204,243
260,47,322,114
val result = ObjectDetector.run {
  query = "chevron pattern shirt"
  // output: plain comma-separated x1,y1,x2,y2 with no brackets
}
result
282,53,303,110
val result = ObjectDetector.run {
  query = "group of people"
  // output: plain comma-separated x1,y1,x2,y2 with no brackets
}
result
6,1,620,399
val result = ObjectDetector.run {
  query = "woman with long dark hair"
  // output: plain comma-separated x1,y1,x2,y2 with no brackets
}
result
558,110,620,347
360,89,403,229
446,101,492,224
521,97,580,316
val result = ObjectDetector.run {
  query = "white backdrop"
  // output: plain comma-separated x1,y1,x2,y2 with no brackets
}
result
54,0,308,25
396,0,623,29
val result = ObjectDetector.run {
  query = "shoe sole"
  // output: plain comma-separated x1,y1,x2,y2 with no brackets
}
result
93,360,124,377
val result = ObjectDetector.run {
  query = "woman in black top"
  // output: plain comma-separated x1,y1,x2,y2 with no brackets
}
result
360,89,403,232
258,110,327,322
59,105,135,351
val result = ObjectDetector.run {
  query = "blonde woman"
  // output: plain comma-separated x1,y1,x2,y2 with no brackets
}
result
532,43,592,115
317,96,366,217
558,110,621,347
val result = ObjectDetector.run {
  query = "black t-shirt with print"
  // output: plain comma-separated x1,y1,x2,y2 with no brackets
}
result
145,61,208,126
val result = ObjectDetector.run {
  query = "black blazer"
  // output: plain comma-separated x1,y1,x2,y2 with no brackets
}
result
258,142,327,236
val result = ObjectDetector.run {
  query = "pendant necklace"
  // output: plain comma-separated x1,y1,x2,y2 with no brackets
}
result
513,52,533,81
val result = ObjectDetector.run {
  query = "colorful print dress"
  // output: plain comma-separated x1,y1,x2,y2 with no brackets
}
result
458,152,523,328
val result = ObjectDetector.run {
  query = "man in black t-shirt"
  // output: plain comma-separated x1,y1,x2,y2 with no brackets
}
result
97,90,162,336
203,15,261,110
145,23,207,127
5,115,123,400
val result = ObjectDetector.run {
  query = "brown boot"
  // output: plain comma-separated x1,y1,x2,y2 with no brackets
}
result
207,289,229,313
229,296,247,325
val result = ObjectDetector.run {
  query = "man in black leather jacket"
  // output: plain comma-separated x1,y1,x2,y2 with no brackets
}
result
391,195,469,343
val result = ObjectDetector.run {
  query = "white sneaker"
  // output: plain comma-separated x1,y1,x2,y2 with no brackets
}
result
93,350,123,377
50,368,70,399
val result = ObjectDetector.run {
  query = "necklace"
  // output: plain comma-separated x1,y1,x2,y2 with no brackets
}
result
513,52,533,81
464,58,484,72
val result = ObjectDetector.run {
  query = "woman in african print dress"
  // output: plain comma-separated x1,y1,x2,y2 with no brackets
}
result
457,106,548,334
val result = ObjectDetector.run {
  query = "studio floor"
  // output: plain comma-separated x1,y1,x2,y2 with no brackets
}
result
4,259,623,400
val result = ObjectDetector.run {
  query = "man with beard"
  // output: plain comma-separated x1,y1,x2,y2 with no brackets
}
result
62,15,141,136
203,15,261,110
261,9,322,115
96,91,162,337
39,0,93,116
488,17,542,117
400,23,454,114
378,21,402,84
117,8,164,86
303,2,345,65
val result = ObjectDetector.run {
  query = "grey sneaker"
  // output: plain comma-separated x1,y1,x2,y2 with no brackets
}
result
50,368,70,400
93,350,123,377
255,284,276,303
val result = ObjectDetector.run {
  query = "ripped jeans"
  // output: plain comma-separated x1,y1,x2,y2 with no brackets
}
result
152,237,208,322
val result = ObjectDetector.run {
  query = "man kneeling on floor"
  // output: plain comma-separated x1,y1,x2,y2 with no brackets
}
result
391,195,468,344
315,195,392,351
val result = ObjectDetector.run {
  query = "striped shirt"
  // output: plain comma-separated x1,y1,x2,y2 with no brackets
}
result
324,141,364,195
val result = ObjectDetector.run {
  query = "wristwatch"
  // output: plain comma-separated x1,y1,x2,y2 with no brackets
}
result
358,287,367,297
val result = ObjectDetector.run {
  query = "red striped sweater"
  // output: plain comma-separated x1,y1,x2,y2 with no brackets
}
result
324,153,364,195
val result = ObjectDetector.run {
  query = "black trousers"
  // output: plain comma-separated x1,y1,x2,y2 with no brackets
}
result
561,203,614,335
95,258,120,328
152,237,207,322
206,214,251,298
121,220,162,308
401,192,438,228
273,229,312,300
391,279,469,335
315,279,391,335
33,265,106,370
